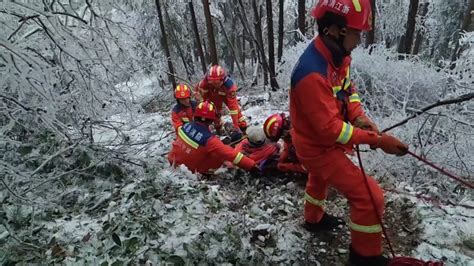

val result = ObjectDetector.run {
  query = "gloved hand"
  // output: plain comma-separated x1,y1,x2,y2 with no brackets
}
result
354,115,379,134
229,129,243,143
238,120,248,133
372,133,409,156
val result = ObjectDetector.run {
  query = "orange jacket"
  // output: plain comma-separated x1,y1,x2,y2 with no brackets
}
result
235,139,280,165
168,122,255,174
289,37,379,159
277,138,306,173
171,100,197,132
197,76,245,129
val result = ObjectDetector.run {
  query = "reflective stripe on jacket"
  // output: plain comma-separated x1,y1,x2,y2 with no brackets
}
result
171,100,197,132
289,37,379,158
168,122,255,174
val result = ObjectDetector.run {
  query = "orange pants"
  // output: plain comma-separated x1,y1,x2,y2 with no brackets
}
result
300,148,384,257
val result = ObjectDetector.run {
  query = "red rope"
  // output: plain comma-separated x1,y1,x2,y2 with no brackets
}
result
384,188,474,209
355,145,396,258
388,256,444,265
407,151,473,189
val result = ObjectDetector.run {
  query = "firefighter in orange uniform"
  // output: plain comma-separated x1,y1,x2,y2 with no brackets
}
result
196,65,247,134
171,84,196,132
263,113,306,174
290,1,409,265
168,100,256,175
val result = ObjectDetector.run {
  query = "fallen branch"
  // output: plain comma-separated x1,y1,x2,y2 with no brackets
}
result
383,92,474,132
164,71,194,89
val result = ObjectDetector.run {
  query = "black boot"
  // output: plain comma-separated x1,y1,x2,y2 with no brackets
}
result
349,245,390,266
303,213,345,232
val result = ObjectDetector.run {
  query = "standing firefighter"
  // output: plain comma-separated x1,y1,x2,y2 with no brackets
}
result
196,65,248,134
289,1,409,265
168,100,256,175
171,84,196,132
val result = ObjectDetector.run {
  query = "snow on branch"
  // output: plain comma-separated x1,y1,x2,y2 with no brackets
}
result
383,92,474,132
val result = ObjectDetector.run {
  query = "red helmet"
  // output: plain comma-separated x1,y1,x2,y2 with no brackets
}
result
263,113,290,141
174,84,191,99
194,101,217,121
311,0,372,31
207,65,226,81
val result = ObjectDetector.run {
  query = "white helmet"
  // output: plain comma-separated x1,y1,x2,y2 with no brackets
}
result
246,126,266,147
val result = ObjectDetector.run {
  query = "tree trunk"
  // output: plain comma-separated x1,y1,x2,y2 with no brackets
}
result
252,0,268,86
400,0,419,54
451,0,474,62
277,0,284,62
189,0,207,74
163,5,192,80
297,0,306,37
241,34,246,67
412,2,429,55
266,0,279,90
202,0,218,65
216,18,245,79
155,0,176,88
236,0,255,64
365,0,376,48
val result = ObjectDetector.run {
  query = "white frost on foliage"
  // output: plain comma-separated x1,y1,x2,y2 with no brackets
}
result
115,75,162,105
415,202,474,265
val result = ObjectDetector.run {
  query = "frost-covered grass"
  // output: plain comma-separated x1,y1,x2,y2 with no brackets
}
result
2,39,473,265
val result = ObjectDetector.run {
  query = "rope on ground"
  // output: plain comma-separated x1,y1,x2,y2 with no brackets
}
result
407,151,473,189
384,188,474,209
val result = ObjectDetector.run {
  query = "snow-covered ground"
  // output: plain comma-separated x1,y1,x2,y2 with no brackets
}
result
2,65,471,265
85,80,474,265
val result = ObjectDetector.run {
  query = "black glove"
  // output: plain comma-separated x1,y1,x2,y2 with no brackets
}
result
230,130,243,143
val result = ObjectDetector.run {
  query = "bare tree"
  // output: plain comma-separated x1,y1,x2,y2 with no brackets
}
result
163,4,192,80
189,0,207,74
398,0,419,54
252,0,268,85
266,0,279,90
215,17,245,79
202,0,218,65
412,2,430,55
451,0,474,62
155,0,176,88
365,0,376,48
297,0,306,37
278,0,284,62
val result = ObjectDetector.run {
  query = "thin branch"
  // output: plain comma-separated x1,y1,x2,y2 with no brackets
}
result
21,165,95,196
51,11,88,24
215,17,245,79
164,71,193,88
0,94,33,112
1,177,32,203
383,92,474,132
1,220,43,251
31,142,79,176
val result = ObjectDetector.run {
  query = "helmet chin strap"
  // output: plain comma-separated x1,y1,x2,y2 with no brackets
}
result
337,28,350,56
323,26,349,56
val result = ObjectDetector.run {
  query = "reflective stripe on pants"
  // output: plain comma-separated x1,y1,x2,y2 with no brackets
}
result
300,148,385,257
